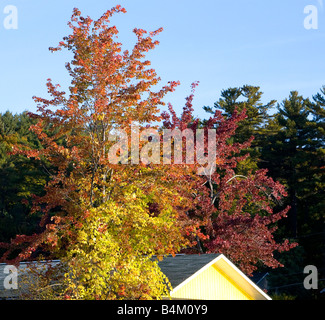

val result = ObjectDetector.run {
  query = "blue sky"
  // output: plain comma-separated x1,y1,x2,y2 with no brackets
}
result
0,0,325,119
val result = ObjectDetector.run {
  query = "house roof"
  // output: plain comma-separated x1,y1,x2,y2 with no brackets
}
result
1,255,270,300
158,254,220,288
158,254,272,300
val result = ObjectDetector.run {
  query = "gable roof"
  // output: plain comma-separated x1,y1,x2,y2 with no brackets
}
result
158,254,272,300
158,254,220,288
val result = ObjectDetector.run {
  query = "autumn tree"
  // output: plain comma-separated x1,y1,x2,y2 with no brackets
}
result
0,6,299,299
162,83,297,275
0,6,191,299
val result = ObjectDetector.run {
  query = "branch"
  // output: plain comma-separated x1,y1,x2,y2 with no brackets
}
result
226,175,248,184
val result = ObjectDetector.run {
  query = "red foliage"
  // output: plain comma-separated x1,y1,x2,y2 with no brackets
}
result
0,6,297,278
162,83,297,275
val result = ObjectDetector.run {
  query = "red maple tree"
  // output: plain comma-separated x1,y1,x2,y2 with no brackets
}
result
162,82,297,275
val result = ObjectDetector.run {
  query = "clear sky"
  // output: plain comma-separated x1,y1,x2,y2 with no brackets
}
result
0,0,325,119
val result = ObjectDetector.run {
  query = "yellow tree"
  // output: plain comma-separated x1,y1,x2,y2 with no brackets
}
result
1,6,193,299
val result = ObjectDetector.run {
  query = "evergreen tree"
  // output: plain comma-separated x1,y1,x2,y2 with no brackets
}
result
260,90,325,299
204,85,277,173
0,111,46,244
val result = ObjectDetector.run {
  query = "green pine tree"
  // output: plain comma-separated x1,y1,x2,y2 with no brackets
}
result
0,111,47,245
260,90,325,299
204,85,277,173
